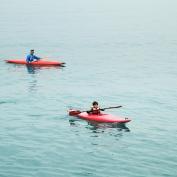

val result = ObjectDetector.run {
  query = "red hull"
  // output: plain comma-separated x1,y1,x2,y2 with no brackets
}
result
6,59,65,66
69,110,131,123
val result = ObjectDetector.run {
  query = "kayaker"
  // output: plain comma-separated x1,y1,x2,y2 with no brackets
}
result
87,101,104,114
26,49,41,63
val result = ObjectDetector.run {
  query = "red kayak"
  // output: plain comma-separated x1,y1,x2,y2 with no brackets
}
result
6,59,65,66
69,109,131,123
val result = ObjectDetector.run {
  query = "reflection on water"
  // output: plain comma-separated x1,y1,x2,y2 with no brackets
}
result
69,118,130,132
28,79,38,92
88,121,130,131
69,118,130,141
26,65,64,74
26,65,65,93
26,65,37,74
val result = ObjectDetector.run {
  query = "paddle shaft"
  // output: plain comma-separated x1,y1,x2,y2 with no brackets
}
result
69,106,123,116
101,106,122,110
86,105,122,113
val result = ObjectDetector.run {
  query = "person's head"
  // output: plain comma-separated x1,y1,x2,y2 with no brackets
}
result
30,49,34,55
92,101,99,108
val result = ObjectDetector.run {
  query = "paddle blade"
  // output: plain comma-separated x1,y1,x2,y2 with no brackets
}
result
68,109,81,116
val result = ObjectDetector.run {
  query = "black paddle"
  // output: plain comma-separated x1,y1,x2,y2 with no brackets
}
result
87,105,122,113
100,105,122,111
69,106,122,116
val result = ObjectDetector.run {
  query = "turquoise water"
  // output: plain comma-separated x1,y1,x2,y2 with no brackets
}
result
1,0,177,176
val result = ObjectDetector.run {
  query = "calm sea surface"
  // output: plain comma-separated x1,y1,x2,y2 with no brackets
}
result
0,0,177,176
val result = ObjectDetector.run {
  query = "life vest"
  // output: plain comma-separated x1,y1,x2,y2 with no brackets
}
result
91,107,101,114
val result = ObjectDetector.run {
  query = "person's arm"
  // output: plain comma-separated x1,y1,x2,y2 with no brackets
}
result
87,107,93,114
33,55,41,60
